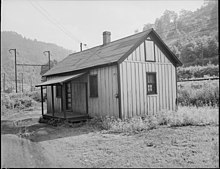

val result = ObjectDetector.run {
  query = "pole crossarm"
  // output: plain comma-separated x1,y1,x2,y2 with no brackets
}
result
16,63,47,67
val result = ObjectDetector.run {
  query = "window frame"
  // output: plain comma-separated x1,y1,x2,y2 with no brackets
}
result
89,74,98,98
144,39,156,62
146,72,157,95
56,85,62,98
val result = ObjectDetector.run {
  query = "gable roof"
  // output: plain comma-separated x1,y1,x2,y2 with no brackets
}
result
44,28,182,77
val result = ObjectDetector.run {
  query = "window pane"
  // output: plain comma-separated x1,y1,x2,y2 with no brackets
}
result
145,40,155,61
148,84,152,92
56,86,61,98
90,75,98,97
148,74,155,83
147,73,157,94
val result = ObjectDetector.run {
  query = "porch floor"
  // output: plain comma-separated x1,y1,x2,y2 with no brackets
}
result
43,111,90,122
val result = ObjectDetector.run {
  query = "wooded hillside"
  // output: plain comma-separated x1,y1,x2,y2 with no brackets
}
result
1,31,72,92
143,0,218,67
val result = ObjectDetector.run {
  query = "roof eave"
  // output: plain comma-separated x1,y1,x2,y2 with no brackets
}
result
43,61,118,77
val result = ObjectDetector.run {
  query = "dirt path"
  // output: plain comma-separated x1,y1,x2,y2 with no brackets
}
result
1,108,219,168
1,134,52,168
1,125,219,168
37,126,219,168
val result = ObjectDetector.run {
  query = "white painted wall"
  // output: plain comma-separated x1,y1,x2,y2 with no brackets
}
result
120,40,177,118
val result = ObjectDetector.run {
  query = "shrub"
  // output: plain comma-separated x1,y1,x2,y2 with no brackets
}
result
157,106,219,127
177,80,219,107
84,106,218,134
177,64,219,80
1,93,36,110
26,91,46,102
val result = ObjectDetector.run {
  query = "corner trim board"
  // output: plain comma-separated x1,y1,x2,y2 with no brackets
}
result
117,64,122,119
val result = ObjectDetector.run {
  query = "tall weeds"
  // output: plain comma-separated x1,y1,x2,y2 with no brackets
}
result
178,80,219,107
87,106,219,134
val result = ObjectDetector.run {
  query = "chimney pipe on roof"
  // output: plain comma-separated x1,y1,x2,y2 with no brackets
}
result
103,31,111,45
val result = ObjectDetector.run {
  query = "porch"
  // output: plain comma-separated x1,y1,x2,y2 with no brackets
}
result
35,73,89,122
43,112,90,122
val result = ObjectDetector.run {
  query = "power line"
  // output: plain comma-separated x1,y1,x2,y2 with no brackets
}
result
29,0,82,46
34,1,82,44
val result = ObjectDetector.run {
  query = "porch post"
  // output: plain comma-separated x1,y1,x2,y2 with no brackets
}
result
61,84,66,119
51,85,55,117
41,86,44,116
85,83,88,114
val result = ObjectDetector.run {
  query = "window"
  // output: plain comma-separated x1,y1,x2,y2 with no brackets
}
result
146,73,157,95
145,40,155,62
89,75,98,97
56,85,62,98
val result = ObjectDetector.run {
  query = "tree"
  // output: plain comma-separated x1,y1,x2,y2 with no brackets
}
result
180,42,197,64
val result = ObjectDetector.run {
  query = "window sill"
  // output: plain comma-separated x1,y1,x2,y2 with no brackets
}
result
147,93,157,96
145,60,156,62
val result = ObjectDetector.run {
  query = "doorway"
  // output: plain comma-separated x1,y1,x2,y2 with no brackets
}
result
65,82,72,110
71,82,88,114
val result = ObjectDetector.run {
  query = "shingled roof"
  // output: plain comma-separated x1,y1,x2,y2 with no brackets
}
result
44,28,182,77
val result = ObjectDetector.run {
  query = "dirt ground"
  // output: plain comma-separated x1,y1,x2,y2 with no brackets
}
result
1,107,219,168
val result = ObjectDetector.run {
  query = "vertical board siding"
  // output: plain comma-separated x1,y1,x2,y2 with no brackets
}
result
120,42,176,118
46,86,52,114
46,67,119,117
88,65,119,117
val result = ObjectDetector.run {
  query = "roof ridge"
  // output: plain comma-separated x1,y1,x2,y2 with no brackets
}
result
68,28,153,56
107,28,153,45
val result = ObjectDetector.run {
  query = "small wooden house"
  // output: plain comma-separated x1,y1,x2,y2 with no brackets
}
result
36,28,182,120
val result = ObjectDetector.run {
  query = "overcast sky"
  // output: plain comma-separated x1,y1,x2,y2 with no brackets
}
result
2,0,204,52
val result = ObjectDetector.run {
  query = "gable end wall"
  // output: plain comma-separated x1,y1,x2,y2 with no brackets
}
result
119,39,177,118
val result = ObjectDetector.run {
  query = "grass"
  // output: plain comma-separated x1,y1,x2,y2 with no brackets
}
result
1,103,218,168
158,106,218,127
37,106,219,134
83,106,219,134
177,80,219,107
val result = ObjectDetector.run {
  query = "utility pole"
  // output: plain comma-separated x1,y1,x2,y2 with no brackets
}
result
80,43,82,52
80,43,87,52
43,51,51,70
9,49,17,93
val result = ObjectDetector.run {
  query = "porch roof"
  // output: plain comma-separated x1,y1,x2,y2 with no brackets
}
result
35,72,85,87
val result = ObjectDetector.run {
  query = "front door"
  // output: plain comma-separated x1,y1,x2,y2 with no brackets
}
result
71,82,87,114
65,82,72,110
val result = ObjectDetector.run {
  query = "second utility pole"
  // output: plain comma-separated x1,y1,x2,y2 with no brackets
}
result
9,49,17,93
80,43,82,52
43,51,51,70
